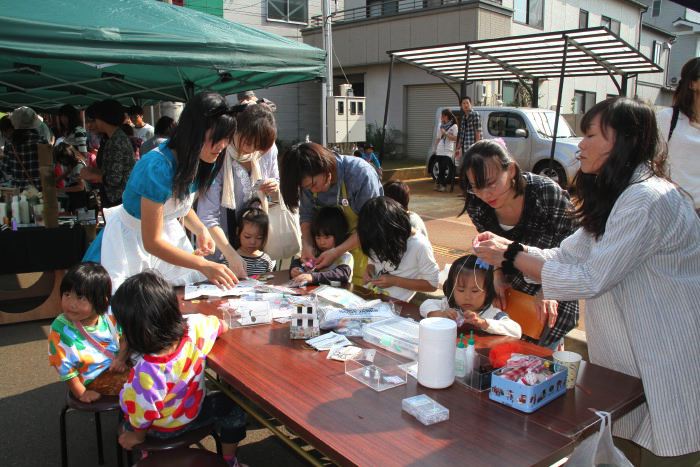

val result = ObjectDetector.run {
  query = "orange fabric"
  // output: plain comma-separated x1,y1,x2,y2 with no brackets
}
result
504,288,544,341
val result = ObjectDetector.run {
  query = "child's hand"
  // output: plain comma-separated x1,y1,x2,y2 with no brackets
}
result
463,311,487,330
363,265,375,285
119,430,147,450
427,309,459,320
109,358,128,373
290,267,303,278
79,389,102,403
370,273,395,288
293,273,313,284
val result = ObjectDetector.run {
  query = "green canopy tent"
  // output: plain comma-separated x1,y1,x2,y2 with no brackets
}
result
0,0,326,110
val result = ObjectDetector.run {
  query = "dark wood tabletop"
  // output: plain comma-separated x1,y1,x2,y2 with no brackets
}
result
179,273,644,466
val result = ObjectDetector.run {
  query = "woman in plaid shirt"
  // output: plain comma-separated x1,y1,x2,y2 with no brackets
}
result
459,140,578,348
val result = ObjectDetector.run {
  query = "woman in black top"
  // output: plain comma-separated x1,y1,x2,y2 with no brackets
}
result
459,140,578,348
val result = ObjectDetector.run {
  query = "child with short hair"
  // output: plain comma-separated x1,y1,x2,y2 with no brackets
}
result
290,206,354,285
112,271,246,466
235,200,275,276
382,180,428,239
420,255,521,338
358,196,439,302
48,262,128,403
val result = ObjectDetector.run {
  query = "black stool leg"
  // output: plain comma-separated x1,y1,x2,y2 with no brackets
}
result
94,411,104,464
116,439,123,467
126,448,133,466
60,405,69,467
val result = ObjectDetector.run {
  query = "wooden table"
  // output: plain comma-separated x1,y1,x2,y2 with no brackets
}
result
179,274,644,466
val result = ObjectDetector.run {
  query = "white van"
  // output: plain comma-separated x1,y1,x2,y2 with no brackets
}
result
426,106,581,187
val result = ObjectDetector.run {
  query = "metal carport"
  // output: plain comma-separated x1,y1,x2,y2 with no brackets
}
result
382,27,663,167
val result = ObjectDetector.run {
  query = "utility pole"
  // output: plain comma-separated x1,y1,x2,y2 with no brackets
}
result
321,0,333,146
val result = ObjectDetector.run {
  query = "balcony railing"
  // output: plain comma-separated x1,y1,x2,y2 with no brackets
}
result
309,0,502,28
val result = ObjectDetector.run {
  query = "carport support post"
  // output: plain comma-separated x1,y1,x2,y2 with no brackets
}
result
460,47,471,102
620,75,628,96
549,37,569,168
532,78,539,108
380,55,395,164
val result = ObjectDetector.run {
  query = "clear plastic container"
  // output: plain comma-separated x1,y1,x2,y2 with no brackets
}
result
454,353,494,392
362,317,419,360
345,349,407,392
402,394,450,426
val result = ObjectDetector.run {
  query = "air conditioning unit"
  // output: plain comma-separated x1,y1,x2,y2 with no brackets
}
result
668,76,679,87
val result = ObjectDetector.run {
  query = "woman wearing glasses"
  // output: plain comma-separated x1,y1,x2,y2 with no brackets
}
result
459,139,578,349
84,92,238,291
279,142,383,285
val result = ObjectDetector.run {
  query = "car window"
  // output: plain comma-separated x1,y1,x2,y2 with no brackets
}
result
530,111,575,138
488,112,525,137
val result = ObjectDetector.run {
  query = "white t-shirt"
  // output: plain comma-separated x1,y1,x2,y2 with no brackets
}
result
657,107,700,209
133,123,155,142
435,124,459,158
408,211,429,239
419,299,522,338
369,233,440,302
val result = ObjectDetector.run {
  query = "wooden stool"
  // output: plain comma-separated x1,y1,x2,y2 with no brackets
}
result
118,423,221,467
60,391,121,467
135,448,228,467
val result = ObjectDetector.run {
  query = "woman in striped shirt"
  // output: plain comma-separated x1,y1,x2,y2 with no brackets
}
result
474,97,700,464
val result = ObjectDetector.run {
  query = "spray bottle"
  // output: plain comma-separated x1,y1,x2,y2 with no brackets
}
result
454,333,467,378
464,330,476,380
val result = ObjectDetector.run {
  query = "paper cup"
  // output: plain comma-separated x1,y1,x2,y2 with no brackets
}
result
552,350,582,389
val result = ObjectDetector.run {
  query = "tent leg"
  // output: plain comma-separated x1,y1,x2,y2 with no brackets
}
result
549,37,569,172
380,55,395,164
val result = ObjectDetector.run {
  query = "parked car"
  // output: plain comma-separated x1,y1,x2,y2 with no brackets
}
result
426,106,581,188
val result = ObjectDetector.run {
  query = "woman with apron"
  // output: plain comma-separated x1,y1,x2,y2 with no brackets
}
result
83,92,238,291
279,142,383,285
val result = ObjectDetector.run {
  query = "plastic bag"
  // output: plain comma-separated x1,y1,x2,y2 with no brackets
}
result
566,410,633,467
318,300,398,336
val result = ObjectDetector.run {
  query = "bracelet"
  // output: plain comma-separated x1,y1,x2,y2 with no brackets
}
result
501,242,524,275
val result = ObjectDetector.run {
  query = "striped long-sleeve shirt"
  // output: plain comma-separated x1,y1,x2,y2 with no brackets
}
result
531,165,700,457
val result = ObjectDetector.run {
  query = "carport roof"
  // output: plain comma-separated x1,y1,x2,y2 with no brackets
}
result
388,27,662,83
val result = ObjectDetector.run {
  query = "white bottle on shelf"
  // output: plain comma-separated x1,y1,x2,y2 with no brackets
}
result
11,195,20,223
19,195,30,224
464,331,476,380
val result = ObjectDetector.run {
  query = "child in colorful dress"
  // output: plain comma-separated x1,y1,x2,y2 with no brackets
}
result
112,271,246,466
235,201,275,276
48,262,128,403
420,255,521,338
357,196,439,302
290,206,354,285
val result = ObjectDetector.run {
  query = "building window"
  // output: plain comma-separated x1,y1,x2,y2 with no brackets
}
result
579,9,588,29
652,0,661,17
652,40,663,65
573,90,596,114
601,16,621,35
513,0,544,29
267,0,307,23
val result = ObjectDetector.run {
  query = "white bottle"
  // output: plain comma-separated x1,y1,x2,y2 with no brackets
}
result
455,333,467,378
11,195,20,223
464,331,476,380
418,317,456,389
19,195,30,224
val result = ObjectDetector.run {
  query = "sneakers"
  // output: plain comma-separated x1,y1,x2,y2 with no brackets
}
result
433,183,441,191
437,185,446,192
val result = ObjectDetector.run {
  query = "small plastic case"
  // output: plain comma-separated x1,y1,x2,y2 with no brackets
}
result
362,317,419,359
401,394,450,426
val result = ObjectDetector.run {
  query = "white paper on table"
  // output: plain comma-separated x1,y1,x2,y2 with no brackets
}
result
305,332,352,351
327,345,364,361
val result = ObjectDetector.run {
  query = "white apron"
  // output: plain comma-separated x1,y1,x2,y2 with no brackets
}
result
100,193,205,292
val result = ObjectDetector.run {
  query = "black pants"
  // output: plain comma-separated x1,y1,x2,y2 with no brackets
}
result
435,155,453,186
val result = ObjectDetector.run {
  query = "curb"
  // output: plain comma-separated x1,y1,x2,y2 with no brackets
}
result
382,166,428,183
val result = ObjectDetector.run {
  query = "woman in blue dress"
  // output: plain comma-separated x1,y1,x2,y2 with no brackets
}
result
84,92,238,291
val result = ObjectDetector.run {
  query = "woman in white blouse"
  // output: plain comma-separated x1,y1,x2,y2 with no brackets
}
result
197,103,278,278
474,97,700,465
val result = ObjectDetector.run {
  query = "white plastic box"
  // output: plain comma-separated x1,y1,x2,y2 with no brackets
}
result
362,317,419,360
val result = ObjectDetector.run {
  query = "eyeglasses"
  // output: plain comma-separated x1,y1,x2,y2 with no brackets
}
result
466,178,501,195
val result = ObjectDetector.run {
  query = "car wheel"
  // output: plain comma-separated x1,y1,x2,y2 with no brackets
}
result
533,160,567,188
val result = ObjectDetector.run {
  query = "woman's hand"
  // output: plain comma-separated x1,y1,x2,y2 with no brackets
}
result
258,178,279,194
198,260,238,288
223,251,247,279
427,309,459,320
119,430,146,450
492,268,509,310
315,247,340,270
301,243,315,263
79,389,101,403
535,290,558,328
472,232,512,267
370,273,396,289
194,228,216,257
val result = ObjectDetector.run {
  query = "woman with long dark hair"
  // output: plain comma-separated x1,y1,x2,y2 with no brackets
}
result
657,56,699,215
57,104,88,155
84,92,238,290
474,97,700,464
433,108,459,192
